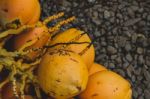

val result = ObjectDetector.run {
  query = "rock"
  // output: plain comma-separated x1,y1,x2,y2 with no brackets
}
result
115,56,122,64
126,53,133,62
124,18,141,26
146,56,150,67
133,89,138,98
137,87,143,95
138,96,144,99
143,69,150,81
147,15,150,21
108,62,115,69
131,75,136,82
125,42,132,51
117,36,127,47
137,55,144,65
144,89,150,99
111,55,117,60
104,10,111,19
137,47,144,54
107,46,117,54
88,0,96,3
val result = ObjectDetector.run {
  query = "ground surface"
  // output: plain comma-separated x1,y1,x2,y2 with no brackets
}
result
40,0,150,99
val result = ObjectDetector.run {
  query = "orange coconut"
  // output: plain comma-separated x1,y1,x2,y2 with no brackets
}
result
79,71,132,99
50,28,95,69
12,25,50,61
0,0,40,28
38,50,88,98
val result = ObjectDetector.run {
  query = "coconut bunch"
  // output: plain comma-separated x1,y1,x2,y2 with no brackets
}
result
0,0,132,99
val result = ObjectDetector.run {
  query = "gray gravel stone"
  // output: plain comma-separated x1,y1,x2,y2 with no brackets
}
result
147,15,150,21
115,56,122,64
137,55,144,64
104,10,111,19
133,89,138,98
126,53,133,62
107,46,117,55
125,42,132,51
108,62,115,69
124,18,141,26
144,89,150,99
137,47,144,54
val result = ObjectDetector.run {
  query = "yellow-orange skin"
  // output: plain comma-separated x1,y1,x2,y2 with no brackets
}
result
12,25,50,61
50,28,95,69
38,51,88,99
88,63,107,76
79,71,132,99
0,0,40,27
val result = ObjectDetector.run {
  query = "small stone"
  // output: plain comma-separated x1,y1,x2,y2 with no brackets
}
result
137,47,144,54
131,33,138,43
126,53,133,62
104,10,111,19
127,68,132,78
88,0,95,3
125,43,132,51
115,56,122,64
117,36,127,47
108,62,115,69
133,89,138,98
134,68,142,76
146,56,150,67
131,75,136,82
147,15,150,21
144,89,150,99
143,69,150,81
137,87,143,95
124,18,141,26
96,54,106,62
138,95,144,99
107,46,117,54
62,0,71,7
138,55,144,64
111,55,117,60
137,75,143,81
94,29,101,37
101,41,107,46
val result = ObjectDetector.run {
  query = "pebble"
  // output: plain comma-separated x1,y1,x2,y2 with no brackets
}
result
87,0,95,3
146,56,150,67
133,89,138,98
115,56,122,64
125,42,132,51
143,69,150,81
107,46,117,55
147,15,150,21
137,87,143,95
126,53,133,62
104,10,111,19
137,55,144,64
124,18,141,26
137,47,144,54
108,62,115,69
144,89,150,99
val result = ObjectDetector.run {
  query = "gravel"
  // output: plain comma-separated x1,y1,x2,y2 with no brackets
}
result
40,0,150,98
